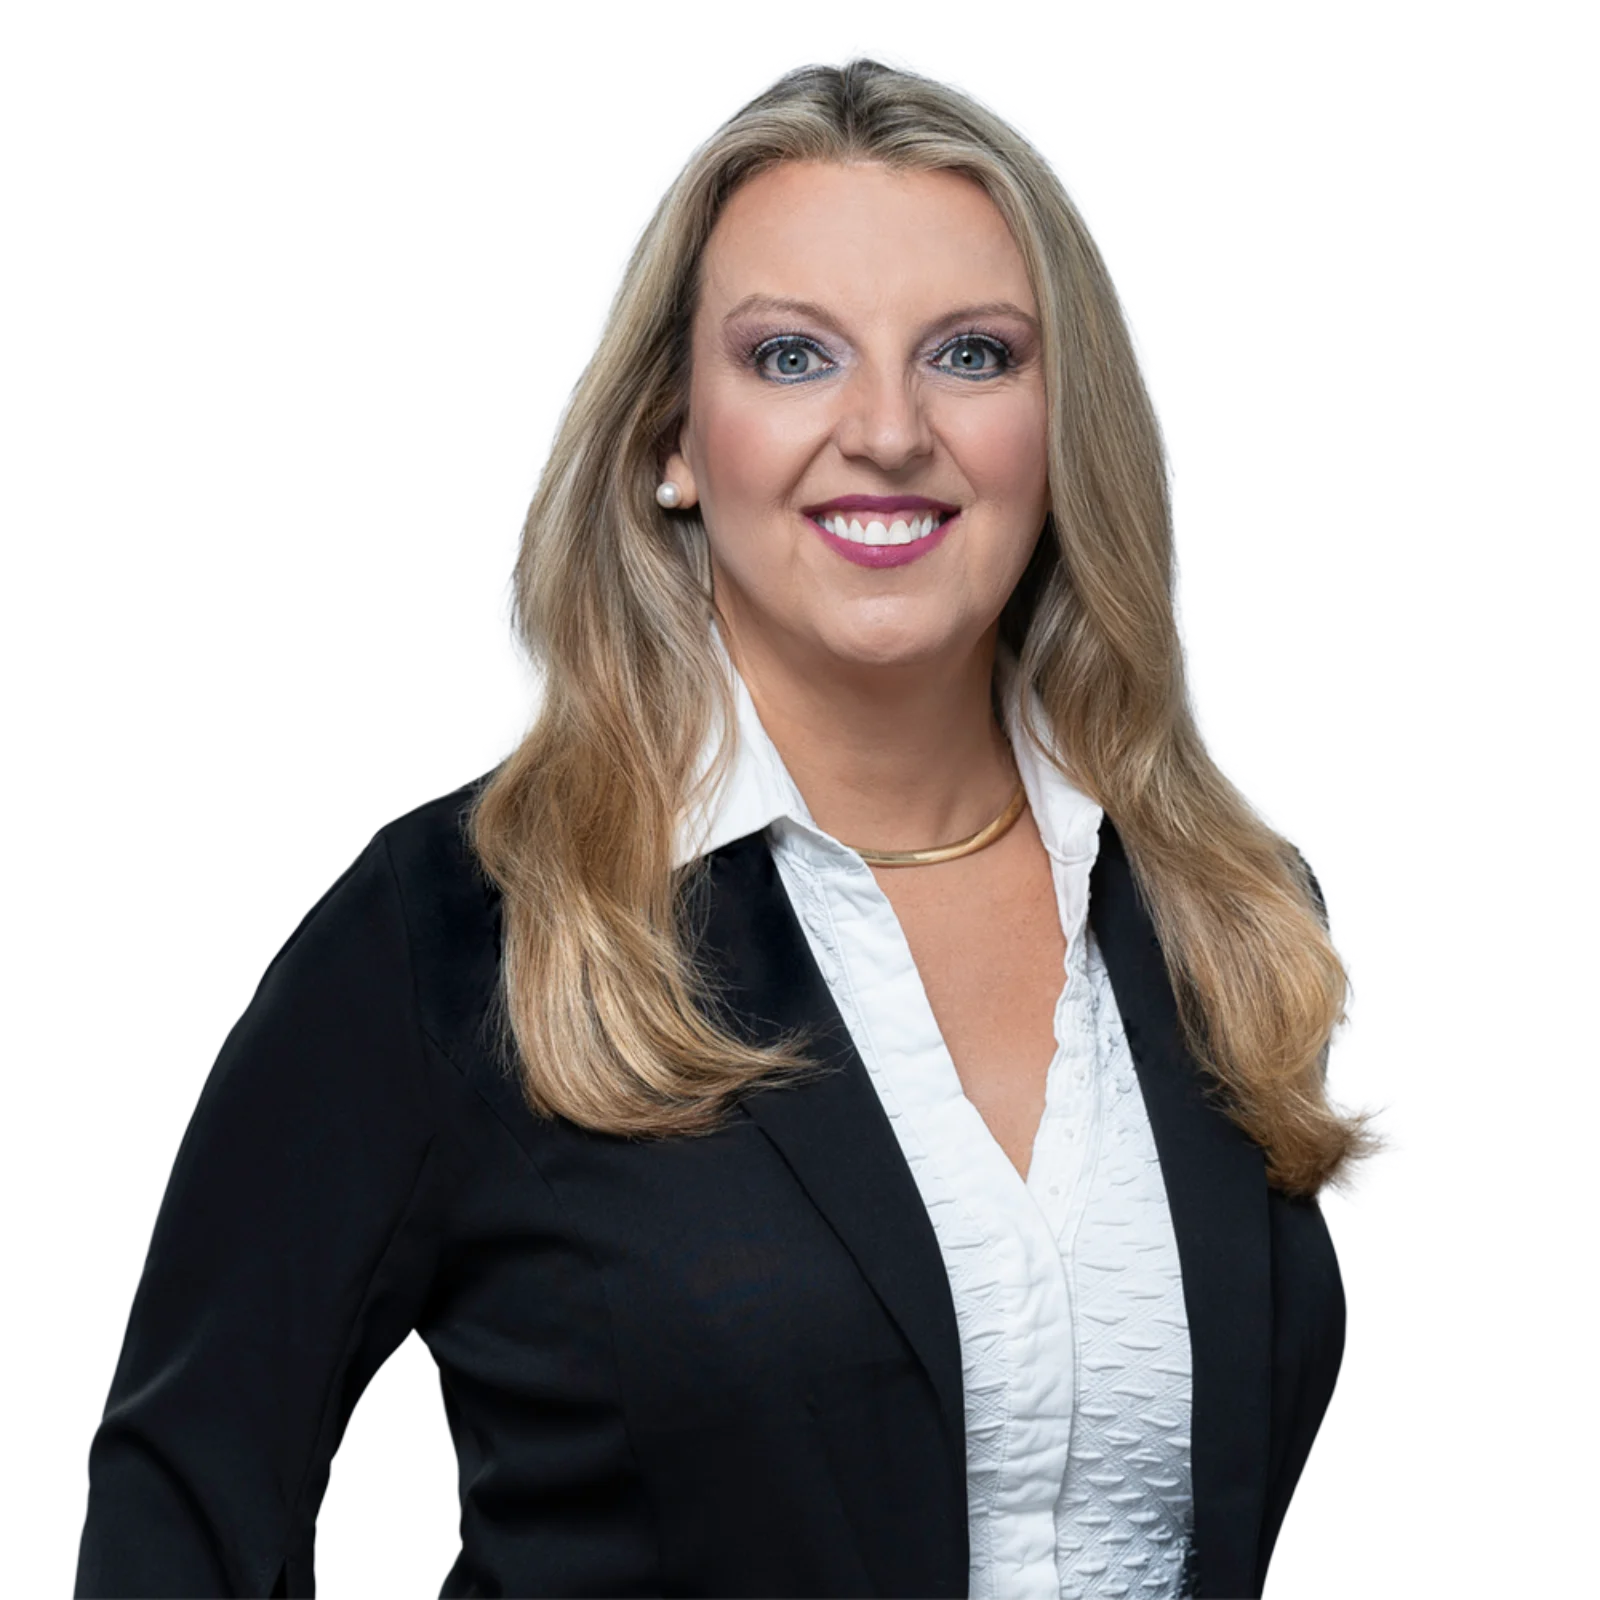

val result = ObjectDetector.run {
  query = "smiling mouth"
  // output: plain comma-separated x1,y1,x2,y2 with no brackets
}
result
811,510,955,547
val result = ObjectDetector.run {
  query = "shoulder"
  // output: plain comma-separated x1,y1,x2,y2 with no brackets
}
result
370,771,498,909
362,771,507,1063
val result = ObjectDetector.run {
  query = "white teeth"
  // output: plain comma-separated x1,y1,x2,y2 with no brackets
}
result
820,511,944,544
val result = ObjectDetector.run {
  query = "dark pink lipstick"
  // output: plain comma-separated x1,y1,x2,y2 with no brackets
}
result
804,494,959,515
800,505,960,576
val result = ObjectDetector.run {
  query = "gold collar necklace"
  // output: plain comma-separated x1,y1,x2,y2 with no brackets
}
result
847,777,1028,867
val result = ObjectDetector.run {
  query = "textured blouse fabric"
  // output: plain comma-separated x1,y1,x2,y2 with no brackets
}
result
675,631,1195,1600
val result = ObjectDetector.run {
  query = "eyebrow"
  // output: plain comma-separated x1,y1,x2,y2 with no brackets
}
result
723,294,1040,337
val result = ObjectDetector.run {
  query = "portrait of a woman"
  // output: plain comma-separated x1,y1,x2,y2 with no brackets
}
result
74,58,1366,1600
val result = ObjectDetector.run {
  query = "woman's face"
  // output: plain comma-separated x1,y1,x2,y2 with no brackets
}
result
666,160,1050,677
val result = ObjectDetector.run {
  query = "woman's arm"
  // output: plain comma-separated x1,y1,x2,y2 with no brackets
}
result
75,838,443,1599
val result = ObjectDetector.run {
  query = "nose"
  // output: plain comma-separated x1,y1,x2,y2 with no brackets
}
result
833,364,935,472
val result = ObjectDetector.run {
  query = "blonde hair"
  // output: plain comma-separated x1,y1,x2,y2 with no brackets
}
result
470,59,1371,1196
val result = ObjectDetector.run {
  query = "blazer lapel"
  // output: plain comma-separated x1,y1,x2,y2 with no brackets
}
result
1090,817,1272,1599
690,821,1272,1594
689,833,969,1486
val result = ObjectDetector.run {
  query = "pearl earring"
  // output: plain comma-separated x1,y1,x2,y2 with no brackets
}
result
655,481,681,509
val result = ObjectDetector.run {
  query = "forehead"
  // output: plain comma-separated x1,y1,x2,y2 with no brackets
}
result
697,160,1035,321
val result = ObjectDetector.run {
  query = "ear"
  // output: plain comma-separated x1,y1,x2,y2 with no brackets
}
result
660,429,700,510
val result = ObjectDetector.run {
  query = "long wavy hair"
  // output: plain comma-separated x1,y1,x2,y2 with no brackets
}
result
470,59,1371,1196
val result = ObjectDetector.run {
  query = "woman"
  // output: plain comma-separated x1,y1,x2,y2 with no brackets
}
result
75,59,1366,1600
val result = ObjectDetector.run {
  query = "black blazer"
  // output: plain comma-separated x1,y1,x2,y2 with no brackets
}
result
75,779,1344,1600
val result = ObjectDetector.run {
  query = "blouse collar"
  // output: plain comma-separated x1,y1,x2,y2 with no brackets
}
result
672,618,1103,872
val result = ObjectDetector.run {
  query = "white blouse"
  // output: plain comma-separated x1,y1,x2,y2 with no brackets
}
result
674,628,1195,1600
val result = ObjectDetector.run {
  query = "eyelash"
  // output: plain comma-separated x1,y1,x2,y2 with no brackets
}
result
747,329,1017,384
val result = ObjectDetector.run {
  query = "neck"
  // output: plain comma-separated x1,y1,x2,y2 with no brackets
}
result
716,611,1018,855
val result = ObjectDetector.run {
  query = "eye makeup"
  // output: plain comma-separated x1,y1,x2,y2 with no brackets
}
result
736,324,1025,386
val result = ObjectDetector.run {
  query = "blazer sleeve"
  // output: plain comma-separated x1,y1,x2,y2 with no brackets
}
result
75,836,444,1599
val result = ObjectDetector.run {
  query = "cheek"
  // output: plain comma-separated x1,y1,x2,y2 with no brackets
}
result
690,385,815,514
945,390,1051,518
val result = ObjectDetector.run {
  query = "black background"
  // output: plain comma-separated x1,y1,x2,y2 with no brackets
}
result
68,28,1440,1600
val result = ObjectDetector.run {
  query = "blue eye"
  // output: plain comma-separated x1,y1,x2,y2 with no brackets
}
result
934,334,1012,378
745,328,1011,384
745,339,825,382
